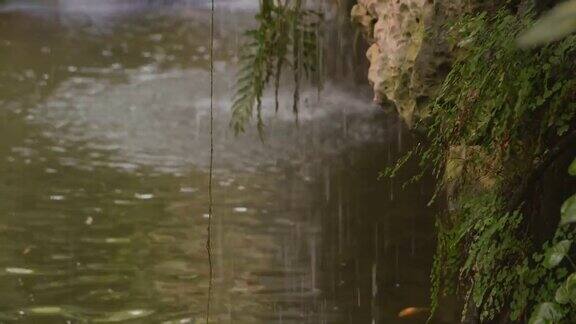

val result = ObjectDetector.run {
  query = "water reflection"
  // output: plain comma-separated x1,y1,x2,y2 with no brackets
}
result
0,1,452,323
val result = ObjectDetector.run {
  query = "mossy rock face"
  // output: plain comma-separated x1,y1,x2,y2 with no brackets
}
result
351,0,471,126
444,145,498,210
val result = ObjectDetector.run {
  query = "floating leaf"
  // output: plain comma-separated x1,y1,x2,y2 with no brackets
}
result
555,273,576,304
561,195,576,225
569,158,576,176
518,0,576,47
544,240,572,268
528,302,563,324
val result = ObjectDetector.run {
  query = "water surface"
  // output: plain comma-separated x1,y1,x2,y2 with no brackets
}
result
0,1,451,323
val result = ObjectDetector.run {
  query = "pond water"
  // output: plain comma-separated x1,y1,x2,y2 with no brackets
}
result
0,1,452,323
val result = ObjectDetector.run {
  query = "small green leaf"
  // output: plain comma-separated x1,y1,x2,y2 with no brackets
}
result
569,158,576,176
555,273,576,304
561,195,576,225
528,302,563,324
544,240,572,269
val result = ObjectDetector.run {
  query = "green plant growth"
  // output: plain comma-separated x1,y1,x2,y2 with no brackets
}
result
379,8,576,323
430,192,528,321
382,12,576,199
418,10,575,191
231,0,322,135
524,159,576,323
431,160,576,323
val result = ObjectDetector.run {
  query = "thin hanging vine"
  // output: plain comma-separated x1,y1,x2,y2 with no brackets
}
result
206,0,215,322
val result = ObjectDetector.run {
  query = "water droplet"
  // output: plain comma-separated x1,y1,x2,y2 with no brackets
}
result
105,238,131,244
180,187,197,193
49,195,65,201
92,309,154,322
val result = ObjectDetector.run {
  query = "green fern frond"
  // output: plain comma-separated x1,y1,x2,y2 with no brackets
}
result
230,0,323,136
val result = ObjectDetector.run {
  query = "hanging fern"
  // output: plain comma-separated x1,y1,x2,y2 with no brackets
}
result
230,0,322,135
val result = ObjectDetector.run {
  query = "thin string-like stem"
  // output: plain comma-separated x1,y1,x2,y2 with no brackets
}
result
206,0,215,323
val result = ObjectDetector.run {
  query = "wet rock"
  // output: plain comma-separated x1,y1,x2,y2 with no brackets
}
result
351,0,471,126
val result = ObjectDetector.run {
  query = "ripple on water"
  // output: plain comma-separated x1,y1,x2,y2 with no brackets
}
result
5,267,35,275
2,307,156,323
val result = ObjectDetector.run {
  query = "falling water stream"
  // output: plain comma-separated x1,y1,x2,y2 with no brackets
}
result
0,1,454,323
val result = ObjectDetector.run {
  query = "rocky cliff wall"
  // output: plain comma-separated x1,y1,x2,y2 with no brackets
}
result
351,0,470,126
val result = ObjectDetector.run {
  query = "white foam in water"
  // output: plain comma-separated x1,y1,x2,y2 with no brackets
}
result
134,193,154,200
6,267,35,275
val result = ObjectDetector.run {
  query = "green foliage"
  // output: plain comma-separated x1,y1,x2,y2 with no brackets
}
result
429,216,461,317
404,8,576,323
231,0,322,135
561,194,576,225
392,10,576,193
544,240,572,269
430,161,576,322
555,273,576,304
509,230,572,322
430,192,528,321
569,158,576,176
528,302,563,324
517,165,576,323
